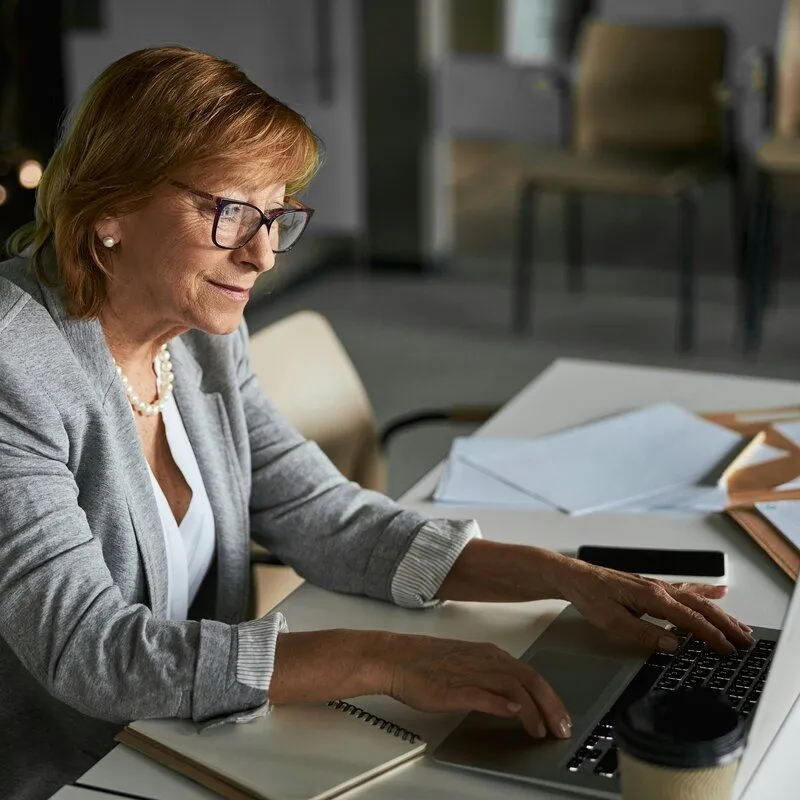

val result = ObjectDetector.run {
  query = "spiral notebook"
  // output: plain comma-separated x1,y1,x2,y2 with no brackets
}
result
116,700,426,800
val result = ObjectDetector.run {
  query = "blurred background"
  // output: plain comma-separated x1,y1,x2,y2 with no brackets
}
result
2,0,800,497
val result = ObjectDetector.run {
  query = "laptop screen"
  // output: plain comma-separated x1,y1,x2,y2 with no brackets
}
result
734,579,800,798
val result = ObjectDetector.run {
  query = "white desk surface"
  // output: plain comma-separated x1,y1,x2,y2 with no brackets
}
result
74,359,799,800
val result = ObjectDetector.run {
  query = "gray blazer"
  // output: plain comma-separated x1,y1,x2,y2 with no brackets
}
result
0,255,475,800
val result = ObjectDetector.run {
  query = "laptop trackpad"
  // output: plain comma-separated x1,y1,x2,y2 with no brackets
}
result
526,649,625,720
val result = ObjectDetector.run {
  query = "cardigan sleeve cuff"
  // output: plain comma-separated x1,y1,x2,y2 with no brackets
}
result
389,519,481,608
195,613,288,730
235,611,289,690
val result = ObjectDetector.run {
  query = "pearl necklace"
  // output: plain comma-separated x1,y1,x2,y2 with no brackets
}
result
112,344,174,416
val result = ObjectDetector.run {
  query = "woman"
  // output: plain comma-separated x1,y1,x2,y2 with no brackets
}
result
0,47,751,800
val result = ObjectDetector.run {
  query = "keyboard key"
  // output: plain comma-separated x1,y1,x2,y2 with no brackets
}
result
656,678,681,690
567,757,583,772
577,747,603,761
647,651,675,667
593,723,614,739
583,735,600,748
682,677,704,689
594,749,619,778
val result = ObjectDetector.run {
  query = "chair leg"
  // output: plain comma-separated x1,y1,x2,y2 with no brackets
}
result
731,165,748,296
566,193,584,294
766,206,781,309
743,172,771,353
677,192,697,353
512,182,537,334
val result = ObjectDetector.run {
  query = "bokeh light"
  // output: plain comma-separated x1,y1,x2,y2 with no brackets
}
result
18,159,43,189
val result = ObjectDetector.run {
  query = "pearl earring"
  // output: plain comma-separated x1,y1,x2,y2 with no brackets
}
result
102,236,116,249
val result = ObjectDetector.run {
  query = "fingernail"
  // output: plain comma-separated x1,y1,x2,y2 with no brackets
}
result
536,722,547,738
658,636,679,652
507,702,522,713
558,719,572,738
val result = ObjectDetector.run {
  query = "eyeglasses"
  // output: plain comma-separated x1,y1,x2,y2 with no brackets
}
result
169,180,314,252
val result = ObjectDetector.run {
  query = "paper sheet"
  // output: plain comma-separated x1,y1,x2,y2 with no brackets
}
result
461,403,742,515
433,438,553,508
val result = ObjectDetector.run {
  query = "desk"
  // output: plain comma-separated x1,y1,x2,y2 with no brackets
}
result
74,359,797,800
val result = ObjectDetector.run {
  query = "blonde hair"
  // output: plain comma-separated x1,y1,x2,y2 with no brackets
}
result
7,46,320,318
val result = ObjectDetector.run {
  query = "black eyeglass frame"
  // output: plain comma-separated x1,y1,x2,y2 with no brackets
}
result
169,180,315,252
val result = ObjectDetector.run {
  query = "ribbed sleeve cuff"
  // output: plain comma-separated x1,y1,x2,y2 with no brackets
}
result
236,611,289,690
390,519,481,608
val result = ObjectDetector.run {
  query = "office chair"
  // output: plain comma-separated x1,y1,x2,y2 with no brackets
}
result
512,20,742,353
246,311,498,617
744,0,800,351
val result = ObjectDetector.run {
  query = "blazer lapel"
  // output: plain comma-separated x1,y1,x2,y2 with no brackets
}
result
168,340,250,624
36,275,170,619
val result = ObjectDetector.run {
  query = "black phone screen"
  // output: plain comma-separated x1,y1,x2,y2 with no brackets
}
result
577,546,726,577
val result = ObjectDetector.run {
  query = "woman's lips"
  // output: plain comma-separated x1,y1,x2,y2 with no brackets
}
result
209,280,250,301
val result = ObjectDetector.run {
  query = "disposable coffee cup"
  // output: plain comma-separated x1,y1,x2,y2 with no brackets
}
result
615,687,747,800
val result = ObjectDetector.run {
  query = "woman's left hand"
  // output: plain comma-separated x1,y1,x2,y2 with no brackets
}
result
560,558,754,654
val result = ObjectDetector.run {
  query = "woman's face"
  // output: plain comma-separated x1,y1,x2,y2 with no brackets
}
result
99,179,286,337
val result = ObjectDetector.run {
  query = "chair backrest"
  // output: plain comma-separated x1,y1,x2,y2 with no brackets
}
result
776,0,800,138
246,311,387,493
574,21,727,154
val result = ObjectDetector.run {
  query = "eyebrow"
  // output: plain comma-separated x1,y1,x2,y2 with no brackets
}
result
217,188,285,209
171,181,286,211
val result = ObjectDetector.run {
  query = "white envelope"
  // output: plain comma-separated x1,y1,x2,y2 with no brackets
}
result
459,404,743,516
434,438,554,509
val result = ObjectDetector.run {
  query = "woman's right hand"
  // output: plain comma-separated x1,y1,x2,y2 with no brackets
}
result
270,629,571,740
377,632,573,740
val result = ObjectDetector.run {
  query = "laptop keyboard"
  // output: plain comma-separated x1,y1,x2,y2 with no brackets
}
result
565,630,777,779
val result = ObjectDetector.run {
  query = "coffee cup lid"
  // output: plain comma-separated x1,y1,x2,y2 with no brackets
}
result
615,687,747,769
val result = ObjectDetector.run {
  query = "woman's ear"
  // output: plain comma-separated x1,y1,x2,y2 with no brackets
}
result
95,218,123,249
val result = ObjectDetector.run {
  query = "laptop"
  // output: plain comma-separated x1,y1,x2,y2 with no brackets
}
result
434,581,800,799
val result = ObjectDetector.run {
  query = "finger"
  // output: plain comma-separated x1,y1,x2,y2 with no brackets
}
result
671,590,754,649
444,685,522,718
482,675,548,738
637,589,737,654
603,604,687,652
512,663,572,739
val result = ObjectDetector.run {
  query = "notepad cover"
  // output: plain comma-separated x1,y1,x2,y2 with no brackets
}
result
116,702,426,800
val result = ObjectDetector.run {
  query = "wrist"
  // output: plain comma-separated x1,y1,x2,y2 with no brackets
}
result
358,630,398,696
531,548,577,602
271,629,395,704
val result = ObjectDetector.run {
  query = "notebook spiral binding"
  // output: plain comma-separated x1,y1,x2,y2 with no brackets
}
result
327,700,422,744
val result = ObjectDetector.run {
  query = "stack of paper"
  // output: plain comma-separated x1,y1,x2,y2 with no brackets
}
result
434,403,744,516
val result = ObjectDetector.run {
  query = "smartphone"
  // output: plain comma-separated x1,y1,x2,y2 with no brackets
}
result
576,545,728,584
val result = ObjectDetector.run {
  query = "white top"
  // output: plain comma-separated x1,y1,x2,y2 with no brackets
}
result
144,357,215,621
